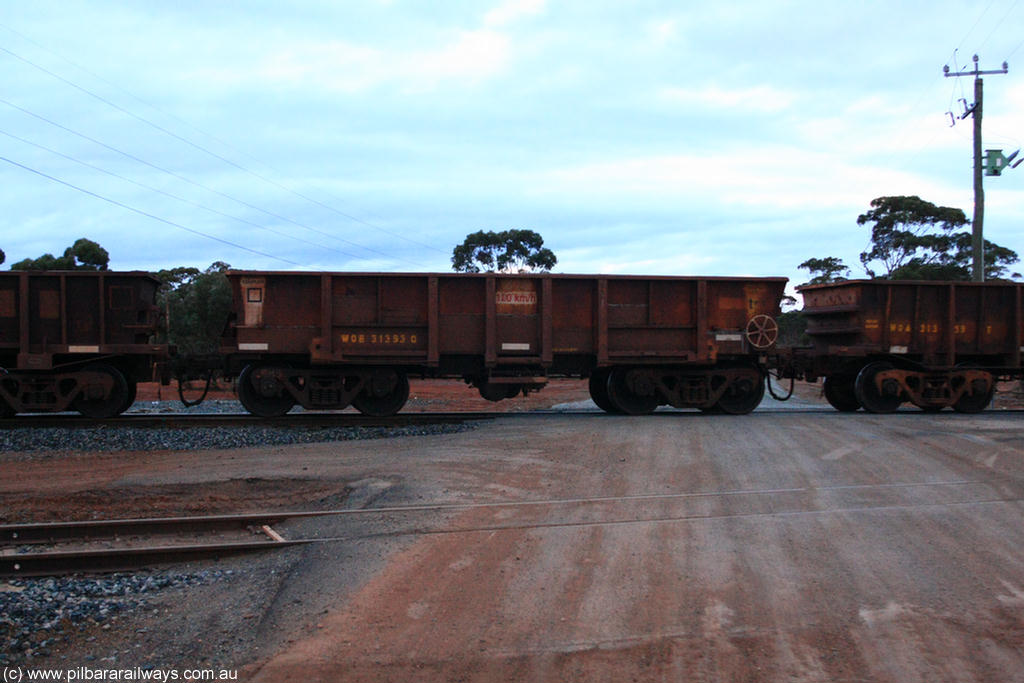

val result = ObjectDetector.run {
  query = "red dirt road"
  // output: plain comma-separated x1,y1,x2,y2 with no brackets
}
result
236,411,1024,682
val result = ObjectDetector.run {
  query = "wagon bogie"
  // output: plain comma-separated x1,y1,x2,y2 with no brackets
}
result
235,362,413,416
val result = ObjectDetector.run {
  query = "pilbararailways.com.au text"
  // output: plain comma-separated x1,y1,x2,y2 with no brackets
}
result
3,667,238,682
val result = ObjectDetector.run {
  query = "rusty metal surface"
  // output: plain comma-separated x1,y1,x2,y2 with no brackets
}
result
798,279,1024,369
227,272,787,374
0,512,310,576
0,271,166,370
0,539,308,577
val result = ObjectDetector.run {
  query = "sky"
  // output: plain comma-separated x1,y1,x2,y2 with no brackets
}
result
1,0,1023,296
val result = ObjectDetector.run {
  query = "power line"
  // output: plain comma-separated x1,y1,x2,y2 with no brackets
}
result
0,155,301,266
0,128,363,262
0,96,421,266
1007,34,1024,59
955,0,998,53
978,0,1022,51
0,31,446,255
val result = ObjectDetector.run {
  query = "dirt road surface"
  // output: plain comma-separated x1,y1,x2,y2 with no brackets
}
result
5,407,1024,681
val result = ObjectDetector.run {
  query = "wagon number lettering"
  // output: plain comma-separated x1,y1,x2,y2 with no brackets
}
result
951,324,993,335
890,323,993,335
340,333,418,345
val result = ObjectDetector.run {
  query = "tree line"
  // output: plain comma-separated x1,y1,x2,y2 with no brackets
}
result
799,195,1019,284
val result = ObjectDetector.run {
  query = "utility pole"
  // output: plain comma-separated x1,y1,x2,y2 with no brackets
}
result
943,54,1008,282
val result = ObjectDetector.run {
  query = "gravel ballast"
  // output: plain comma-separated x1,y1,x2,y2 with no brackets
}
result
1,400,477,455
1,422,476,455
1,570,231,665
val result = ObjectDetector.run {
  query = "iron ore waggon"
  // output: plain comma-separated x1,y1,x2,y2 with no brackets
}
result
787,279,1024,413
0,271,168,418
222,271,787,416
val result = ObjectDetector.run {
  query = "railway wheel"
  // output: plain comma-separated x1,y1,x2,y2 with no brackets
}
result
353,370,410,417
823,375,860,412
588,369,621,413
120,376,138,415
953,370,994,414
73,363,130,419
0,396,14,418
605,367,659,415
478,382,520,401
238,364,296,417
715,369,765,415
854,361,902,414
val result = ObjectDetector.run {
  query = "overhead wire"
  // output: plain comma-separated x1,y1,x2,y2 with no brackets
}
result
977,0,1022,52
0,128,365,262
1006,32,1024,59
0,96,422,266
0,31,445,256
0,155,301,266
954,0,997,53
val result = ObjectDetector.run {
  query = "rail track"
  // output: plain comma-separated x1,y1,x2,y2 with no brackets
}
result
0,513,312,577
6,478,1020,577
5,405,1023,430
0,411,500,429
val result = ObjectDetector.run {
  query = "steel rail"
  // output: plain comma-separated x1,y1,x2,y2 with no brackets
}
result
4,407,1021,430
1,539,310,577
0,411,498,429
1,512,310,577
0,512,299,544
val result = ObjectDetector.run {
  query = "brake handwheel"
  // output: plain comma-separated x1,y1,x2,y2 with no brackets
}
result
745,314,779,349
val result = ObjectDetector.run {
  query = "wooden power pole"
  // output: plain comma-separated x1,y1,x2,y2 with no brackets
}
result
944,55,1008,282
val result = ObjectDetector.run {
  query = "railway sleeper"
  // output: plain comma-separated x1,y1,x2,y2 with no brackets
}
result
870,367,994,413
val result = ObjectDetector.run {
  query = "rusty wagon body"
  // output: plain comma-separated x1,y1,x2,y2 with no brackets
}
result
788,279,1023,413
223,271,787,416
0,271,168,417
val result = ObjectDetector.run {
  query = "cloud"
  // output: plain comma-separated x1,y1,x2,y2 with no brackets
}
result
647,18,678,45
659,84,796,114
198,28,513,94
539,146,959,213
484,0,546,28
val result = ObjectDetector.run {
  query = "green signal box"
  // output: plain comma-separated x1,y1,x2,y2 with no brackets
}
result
984,149,1007,176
